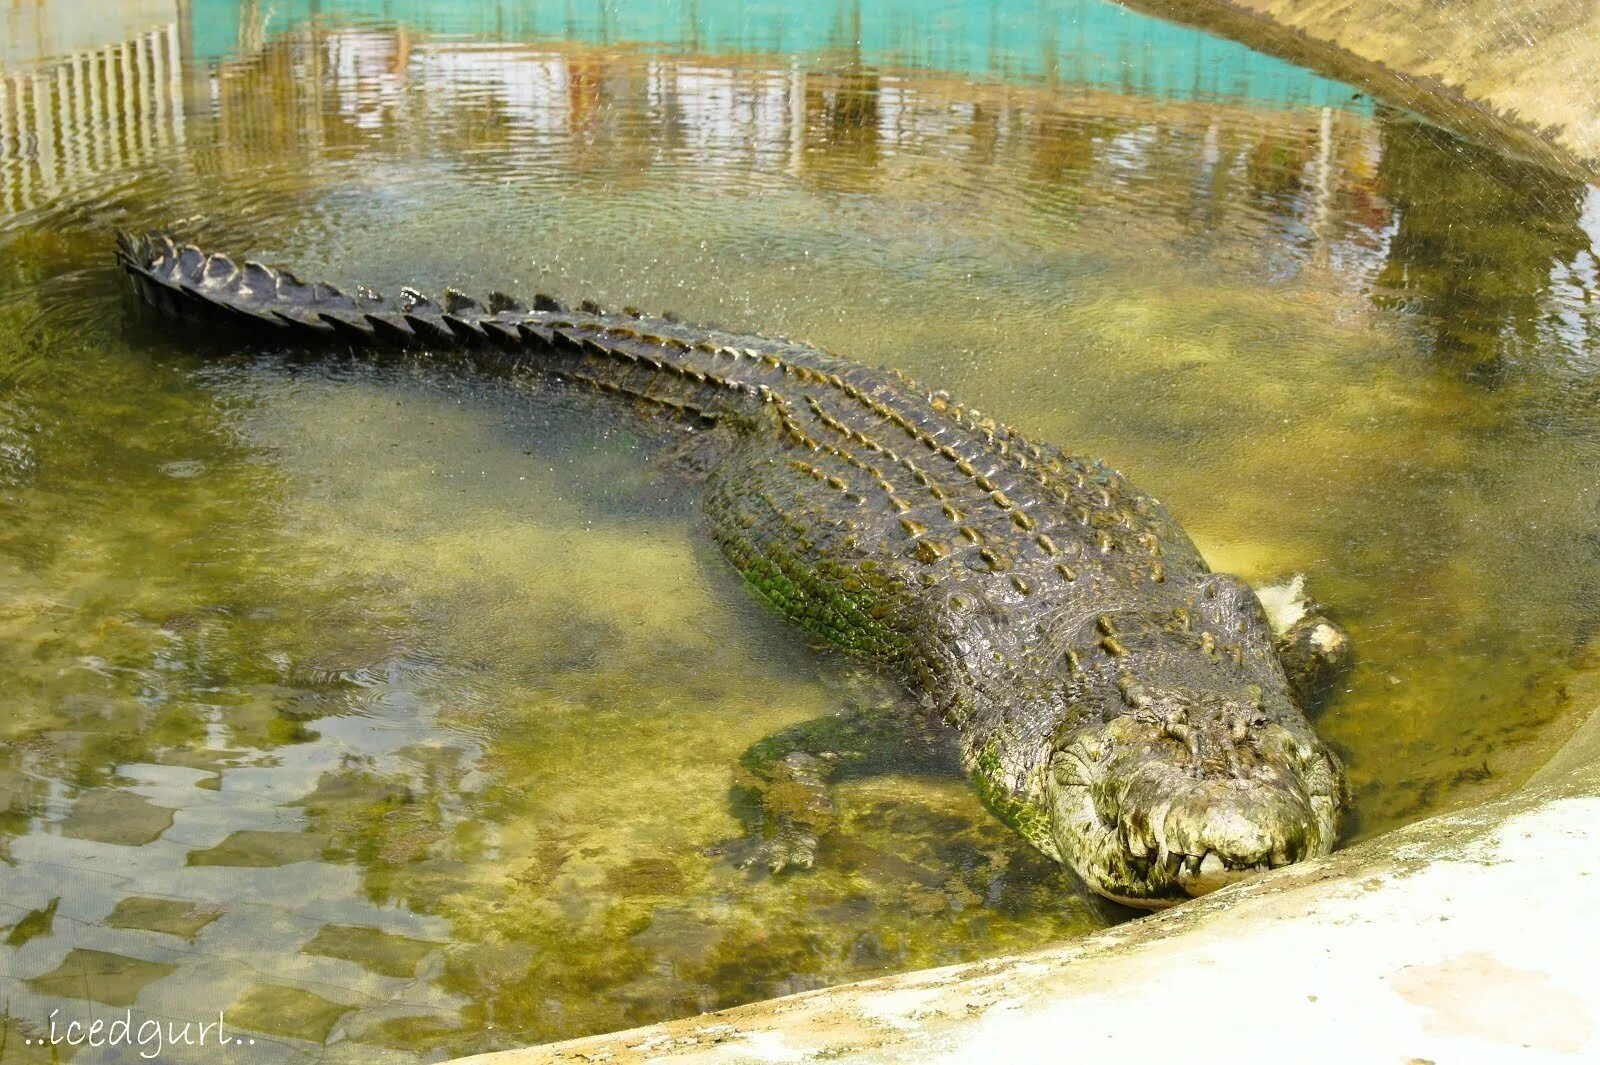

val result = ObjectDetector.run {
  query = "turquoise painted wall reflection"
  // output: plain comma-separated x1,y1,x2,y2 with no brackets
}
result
191,0,1368,109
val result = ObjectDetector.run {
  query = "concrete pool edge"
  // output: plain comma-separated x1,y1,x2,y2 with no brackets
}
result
1122,0,1600,179
451,698,1600,1063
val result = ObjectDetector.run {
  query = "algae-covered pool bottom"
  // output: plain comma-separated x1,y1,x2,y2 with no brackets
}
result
0,349,1122,1058
4,12,1600,1063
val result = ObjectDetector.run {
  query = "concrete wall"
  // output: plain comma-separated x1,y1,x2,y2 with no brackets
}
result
1128,0,1600,176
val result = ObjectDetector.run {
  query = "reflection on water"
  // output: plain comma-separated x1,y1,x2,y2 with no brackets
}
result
2,2,1599,1061
0,24,185,217
1373,110,1597,383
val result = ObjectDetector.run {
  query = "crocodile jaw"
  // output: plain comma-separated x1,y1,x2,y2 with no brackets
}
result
1048,709,1344,909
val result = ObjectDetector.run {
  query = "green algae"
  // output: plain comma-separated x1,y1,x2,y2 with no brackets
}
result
4,900,60,949
187,831,329,868
26,950,177,1008
104,898,223,940
301,925,439,979
227,985,352,1042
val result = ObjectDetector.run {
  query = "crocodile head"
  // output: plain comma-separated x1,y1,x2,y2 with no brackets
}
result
1048,678,1345,909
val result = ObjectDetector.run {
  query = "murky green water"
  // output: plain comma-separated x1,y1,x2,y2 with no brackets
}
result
3,1,1600,1060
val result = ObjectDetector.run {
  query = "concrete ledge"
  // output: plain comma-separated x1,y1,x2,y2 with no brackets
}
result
1124,0,1600,178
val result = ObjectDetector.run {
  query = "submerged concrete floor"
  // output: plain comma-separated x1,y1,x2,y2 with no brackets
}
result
460,705,1600,1063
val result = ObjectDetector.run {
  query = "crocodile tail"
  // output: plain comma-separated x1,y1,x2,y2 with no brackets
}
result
114,231,783,422
116,229,580,349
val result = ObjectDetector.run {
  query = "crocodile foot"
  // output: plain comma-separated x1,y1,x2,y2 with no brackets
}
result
737,823,822,874
1257,574,1353,712
728,750,836,875
721,695,961,875
1277,612,1352,711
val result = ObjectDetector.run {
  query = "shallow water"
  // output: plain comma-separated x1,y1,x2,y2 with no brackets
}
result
2,1,1600,1059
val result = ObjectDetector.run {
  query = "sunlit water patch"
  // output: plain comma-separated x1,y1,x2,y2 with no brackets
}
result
2,1,1600,1060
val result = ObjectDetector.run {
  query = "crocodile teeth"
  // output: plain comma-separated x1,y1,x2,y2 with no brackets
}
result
1179,852,1240,896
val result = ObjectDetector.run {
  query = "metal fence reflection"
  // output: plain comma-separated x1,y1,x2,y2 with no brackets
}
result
0,23,184,215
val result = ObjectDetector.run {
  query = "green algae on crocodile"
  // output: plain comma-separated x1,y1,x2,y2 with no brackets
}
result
116,230,1351,909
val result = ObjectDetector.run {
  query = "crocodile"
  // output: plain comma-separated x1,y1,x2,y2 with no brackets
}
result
116,231,1351,909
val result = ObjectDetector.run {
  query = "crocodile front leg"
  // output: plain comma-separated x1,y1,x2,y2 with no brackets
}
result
1256,575,1353,712
1276,612,1352,712
729,699,960,873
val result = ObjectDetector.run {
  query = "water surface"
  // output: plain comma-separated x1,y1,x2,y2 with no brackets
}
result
2,1,1600,1060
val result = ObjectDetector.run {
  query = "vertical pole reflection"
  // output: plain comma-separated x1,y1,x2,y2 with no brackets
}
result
105,43,123,173
167,21,186,147
14,75,31,211
72,53,92,177
32,74,57,199
132,35,145,159
788,61,805,177
0,75,13,215
120,39,136,170
56,63,73,191
135,33,154,160
1310,106,1333,266
149,29,169,152
89,42,108,175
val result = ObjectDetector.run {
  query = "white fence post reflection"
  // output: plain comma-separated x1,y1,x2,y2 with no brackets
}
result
0,76,14,215
0,22,186,217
